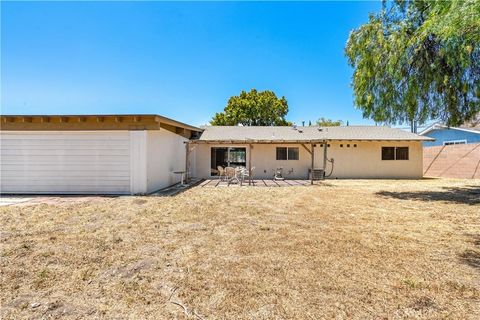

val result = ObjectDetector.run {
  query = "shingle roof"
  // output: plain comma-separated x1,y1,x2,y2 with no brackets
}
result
197,126,433,142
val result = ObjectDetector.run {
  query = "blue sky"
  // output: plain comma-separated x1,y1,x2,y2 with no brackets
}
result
1,1,381,126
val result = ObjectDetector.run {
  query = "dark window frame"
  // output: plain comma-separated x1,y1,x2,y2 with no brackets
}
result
276,147,287,160
276,147,299,160
287,147,299,160
382,147,395,160
395,147,409,160
382,146,409,161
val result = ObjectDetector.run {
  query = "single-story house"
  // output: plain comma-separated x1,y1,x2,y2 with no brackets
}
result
0,114,433,194
189,125,432,181
419,123,480,147
0,114,202,194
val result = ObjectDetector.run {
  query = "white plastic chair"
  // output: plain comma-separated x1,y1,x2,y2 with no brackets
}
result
242,166,255,186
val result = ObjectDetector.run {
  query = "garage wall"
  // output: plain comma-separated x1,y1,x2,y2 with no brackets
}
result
0,131,131,194
145,129,188,193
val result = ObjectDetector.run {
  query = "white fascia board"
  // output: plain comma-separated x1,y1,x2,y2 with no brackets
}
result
418,123,445,135
419,124,480,136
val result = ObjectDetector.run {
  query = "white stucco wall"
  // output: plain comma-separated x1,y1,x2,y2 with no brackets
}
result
145,129,188,193
192,141,423,179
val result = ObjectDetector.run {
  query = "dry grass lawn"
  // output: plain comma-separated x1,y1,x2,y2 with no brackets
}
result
1,179,479,319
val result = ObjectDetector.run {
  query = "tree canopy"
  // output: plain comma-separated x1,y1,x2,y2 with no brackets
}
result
345,0,480,128
316,117,343,126
210,89,290,126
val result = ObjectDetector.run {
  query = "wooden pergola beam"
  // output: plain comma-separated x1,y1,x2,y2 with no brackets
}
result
301,143,312,155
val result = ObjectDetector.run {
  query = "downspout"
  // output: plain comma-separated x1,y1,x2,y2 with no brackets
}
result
323,140,335,178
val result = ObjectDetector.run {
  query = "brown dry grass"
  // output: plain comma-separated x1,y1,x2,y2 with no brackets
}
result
1,179,479,319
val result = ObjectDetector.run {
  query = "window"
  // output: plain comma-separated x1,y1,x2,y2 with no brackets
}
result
382,147,409,160
443,140,467,146
276,147,287,160
382,147,395,160
211,147,246,176
347,144,350,148
395,147,409,160
276,147,299,160
353,144,357,148
340,144,343,147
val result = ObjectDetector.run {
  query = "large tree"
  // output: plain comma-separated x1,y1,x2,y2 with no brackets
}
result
345,0,480,130
210,89,290,126
316,117,343,126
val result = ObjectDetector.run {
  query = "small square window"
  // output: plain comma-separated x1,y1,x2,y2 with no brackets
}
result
327,144,330,147
276,147,287,160
354,144,357,147
382,147,395,160
340,144,343,147
347,144,350,147
396,147,409,160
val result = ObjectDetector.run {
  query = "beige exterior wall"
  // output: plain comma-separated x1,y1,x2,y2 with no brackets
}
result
146,129,188,193
192,140,423,179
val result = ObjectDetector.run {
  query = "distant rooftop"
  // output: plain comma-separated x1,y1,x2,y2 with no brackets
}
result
419,123,480,136
196,125,433,143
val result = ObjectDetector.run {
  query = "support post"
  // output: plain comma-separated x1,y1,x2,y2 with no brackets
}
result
248,144,252,186
311,143,315,185
185,142,190,183
323,140,328,172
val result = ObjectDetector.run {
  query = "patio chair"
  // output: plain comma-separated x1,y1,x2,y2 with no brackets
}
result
242,166,255,186
217,166,226,181
225,166,240,186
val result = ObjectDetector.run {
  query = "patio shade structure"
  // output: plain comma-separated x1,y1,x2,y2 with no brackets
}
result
187,138,329,185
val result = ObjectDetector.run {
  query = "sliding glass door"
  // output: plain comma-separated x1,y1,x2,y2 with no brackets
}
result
210,147,246,176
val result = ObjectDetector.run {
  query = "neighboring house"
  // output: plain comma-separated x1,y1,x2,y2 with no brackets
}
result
419,123,480,147
0,114,202,195
189,125,432,180
0,115,433,195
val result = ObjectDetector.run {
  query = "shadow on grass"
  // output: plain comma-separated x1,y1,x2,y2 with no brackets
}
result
376,185,480,205
149,179,204,197
459,234,480,271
